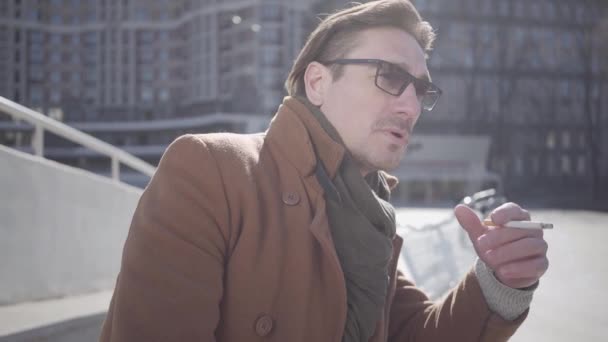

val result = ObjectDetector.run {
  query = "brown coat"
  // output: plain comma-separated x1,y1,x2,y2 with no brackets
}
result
100,97,527,342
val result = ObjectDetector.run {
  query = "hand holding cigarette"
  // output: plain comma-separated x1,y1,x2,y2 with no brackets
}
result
455,202,550,289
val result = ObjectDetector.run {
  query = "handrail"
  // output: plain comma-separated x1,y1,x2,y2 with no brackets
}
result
0,96,156,181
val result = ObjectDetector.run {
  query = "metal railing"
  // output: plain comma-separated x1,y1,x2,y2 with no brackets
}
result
0,96,156,182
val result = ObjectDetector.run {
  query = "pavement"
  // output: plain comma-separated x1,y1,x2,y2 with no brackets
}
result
0,291,111,341
1,208,606,341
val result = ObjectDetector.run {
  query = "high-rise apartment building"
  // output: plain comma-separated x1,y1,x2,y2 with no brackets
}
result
0,0,315,122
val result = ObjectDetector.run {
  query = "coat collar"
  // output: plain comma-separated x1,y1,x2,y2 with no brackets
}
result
266,96,346,180
265,96,399,189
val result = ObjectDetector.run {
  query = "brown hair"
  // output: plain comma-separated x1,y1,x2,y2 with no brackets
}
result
285,0,436,96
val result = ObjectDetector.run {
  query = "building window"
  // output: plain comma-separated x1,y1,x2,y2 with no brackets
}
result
50,52,61,64
70,86,80,97
50,71,61,83
51,14,63,24
138,31,154,43
29,87,43,104
84,71,97,82
29,66,44,80
559,80,570,98
28,31,44,44
546,131,556,149
159,50,168,62
141,88,153,102
85,88,96,100
514,156,524,175
159,69,168,81
546,156,555,176
561,131,571,149
84,32,98,44
50,90,61,103
261,50,279,66
561,155,571,175
531,155,540,176
140,48,154,62
498,1,509,16
577,155,586,175
29,46,44,63
561,32,572,50
514,1,525,17
261,29,280,44
71,72,80,83
261,4,281,21
159,89,169,102
546,1,556,19
141,68,154,81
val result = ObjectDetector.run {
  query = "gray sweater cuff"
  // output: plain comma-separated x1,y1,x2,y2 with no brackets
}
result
474,258,536,321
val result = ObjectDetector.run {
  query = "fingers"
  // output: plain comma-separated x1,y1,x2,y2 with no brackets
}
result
482,237,548,270
477,227,544,252
454,204,487,241
490,202,531,225
493,256,549,288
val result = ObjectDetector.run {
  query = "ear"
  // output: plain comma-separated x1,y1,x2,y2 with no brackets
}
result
303,61,330,106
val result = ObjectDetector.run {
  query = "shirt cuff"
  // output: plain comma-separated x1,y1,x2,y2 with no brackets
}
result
474,258,536,321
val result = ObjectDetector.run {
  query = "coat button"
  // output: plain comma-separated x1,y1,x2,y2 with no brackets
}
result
254,314,274,337
282,192,300,206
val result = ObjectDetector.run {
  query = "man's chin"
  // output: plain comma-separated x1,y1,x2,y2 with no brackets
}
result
351,149,403,175
370,155,402,173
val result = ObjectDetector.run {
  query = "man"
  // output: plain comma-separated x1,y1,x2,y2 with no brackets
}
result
100,1,549,341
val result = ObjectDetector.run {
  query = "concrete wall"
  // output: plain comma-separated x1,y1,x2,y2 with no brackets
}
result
0,145,144,305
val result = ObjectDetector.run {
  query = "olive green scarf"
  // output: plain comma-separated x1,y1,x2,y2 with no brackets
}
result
299,97,396,342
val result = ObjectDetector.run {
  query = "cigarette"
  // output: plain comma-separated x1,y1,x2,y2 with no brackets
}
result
483,220,553,230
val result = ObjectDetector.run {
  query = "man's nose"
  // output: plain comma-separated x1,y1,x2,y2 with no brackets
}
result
394,83,421,117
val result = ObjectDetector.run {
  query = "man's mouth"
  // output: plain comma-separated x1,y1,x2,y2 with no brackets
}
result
383,129,409,145
390,131,404,139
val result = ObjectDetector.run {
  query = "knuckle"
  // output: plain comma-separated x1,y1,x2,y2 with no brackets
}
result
496,266,511,279
490,210,502,223
506,202,520,210
486,250,498,264
540,240,549,253
484,252,500,269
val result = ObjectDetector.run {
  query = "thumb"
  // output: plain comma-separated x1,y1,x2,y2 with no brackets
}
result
454,204,488,242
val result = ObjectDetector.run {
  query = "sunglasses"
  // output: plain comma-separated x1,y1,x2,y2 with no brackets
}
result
320,58,442,111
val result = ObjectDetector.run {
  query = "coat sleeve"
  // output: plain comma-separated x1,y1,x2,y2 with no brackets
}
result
387,269,528,342
99,134,231,342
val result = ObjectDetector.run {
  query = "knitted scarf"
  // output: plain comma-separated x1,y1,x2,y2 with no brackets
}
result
300,97,396,342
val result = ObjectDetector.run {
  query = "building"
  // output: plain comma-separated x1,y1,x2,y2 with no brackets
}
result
415,0,608,207
0,0,315,122
0,0,315,187
1,0,607,208
309,0,608,207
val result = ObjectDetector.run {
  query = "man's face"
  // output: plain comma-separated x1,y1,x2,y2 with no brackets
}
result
319,27,429,175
